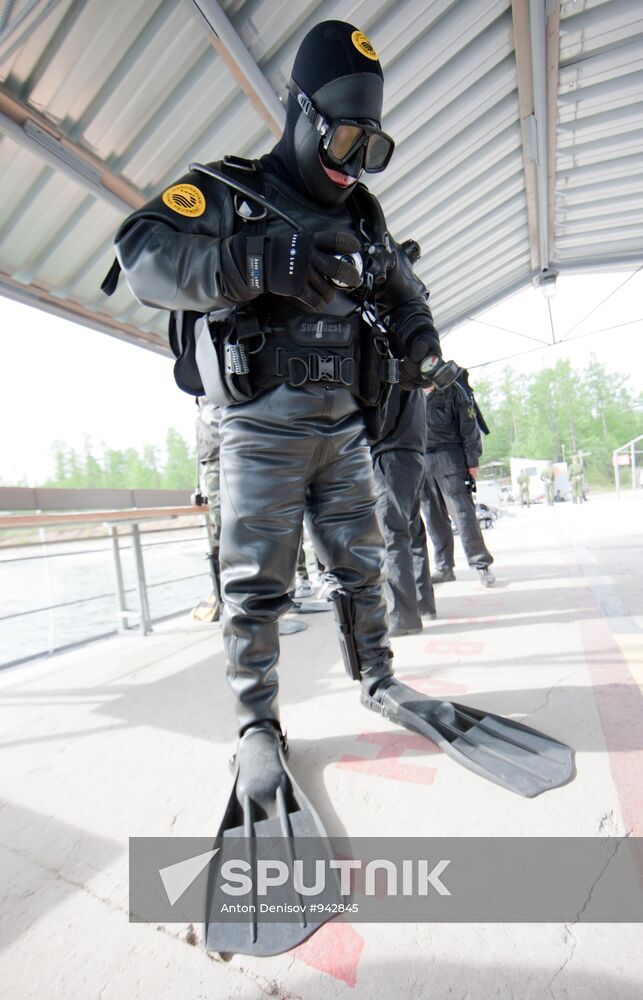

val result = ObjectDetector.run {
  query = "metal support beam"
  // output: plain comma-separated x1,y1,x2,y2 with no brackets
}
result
511,0,539,270
545,0,560,267
512,1,560,273
0,270,170,356
0,88,144,213
187,0,285,138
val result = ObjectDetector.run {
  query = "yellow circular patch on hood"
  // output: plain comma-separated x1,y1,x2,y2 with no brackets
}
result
351,30,378,61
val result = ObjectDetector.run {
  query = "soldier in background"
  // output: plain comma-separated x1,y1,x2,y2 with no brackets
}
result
517,469,530,507
422,376,495,588
541,461,555,506
410,505,437,620
569,454,586,504
192,397,222,622
372,385,436,635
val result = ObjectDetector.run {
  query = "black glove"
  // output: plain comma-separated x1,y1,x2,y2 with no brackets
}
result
399,335,439,389
399,335,462,390
228,230,361,310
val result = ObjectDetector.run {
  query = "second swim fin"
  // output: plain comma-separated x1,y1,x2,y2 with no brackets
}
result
362,679,574,797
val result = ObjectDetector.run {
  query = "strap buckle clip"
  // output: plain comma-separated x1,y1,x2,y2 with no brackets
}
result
297,93,312,117
224,342,250,376
381,357,400,384
309,355,337,382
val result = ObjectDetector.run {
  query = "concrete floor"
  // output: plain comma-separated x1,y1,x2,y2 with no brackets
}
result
0,494,642,999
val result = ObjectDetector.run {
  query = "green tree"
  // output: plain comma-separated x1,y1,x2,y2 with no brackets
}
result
83,438,104,488
40,430,193,489
470,357,642,487
162,428,195,489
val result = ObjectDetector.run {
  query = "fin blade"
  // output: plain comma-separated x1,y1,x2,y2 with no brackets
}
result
205,739,337,956
369,689,574,798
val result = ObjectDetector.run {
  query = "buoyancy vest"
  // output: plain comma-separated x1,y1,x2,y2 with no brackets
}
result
102,156,399,417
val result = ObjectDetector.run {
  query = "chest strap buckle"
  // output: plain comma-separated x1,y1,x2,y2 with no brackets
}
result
275,349,355,388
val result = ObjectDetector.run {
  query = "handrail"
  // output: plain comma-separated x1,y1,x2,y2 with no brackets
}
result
613,434,643,499
613,434,643,454
0,499,215,665
0,505,202,529
0,486,193,511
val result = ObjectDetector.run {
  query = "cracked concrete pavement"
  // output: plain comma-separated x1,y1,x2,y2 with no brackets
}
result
0,494,641,999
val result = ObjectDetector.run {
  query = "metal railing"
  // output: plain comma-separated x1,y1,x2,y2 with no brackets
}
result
0,488,215,669
613,435,643,499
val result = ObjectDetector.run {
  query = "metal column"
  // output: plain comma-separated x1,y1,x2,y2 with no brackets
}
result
109,525,130,631
131,523,152,635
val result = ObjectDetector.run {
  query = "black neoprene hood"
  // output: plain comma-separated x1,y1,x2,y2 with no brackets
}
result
264,20,386,207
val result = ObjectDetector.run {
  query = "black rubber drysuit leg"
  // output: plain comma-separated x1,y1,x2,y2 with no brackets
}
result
219,385,392,731
305,405,393,693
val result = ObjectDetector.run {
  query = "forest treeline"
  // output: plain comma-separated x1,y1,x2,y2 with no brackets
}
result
471,357,642,484
40,428,196,490
12,357,642,490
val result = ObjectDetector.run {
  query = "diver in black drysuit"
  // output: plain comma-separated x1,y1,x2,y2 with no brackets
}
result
111,25,573,953
114,21,442,730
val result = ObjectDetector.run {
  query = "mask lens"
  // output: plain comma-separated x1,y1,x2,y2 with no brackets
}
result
326,123,365,163
364,132,394,171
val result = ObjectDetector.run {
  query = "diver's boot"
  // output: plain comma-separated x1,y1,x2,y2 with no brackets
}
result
361,677,574,798
234,723,291,818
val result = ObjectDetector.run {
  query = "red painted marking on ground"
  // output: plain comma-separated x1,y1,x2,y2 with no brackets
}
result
424,638,485,656
337,730,438,784
292,921,365,987
398,674,469,696
565,545,643,836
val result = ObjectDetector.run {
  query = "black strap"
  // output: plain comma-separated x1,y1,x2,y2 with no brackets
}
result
220,156,267,238
347,182,388,246
286,79,326,133
100,257,121,297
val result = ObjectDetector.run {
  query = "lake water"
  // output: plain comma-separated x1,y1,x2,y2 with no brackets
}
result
0,527,212,668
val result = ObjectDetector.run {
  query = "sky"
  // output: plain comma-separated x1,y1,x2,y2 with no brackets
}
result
1,267,642,485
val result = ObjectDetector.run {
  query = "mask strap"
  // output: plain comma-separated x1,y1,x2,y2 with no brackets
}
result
287,79,329,135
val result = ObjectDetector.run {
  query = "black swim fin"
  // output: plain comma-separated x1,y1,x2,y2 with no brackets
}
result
362,679,574,797
204,723,337,956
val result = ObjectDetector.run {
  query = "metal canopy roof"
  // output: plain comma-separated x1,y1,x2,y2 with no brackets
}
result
0,0,642,355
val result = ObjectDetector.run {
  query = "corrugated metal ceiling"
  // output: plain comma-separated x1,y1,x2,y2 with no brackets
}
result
0,0,641,355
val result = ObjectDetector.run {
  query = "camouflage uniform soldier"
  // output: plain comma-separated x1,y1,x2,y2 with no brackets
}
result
541,462,555,506
194,398,222,621
569,455,585,504
517,469,530,507
201,460,221,539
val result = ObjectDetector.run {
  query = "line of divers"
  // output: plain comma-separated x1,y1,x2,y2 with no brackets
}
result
104,20,576,955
